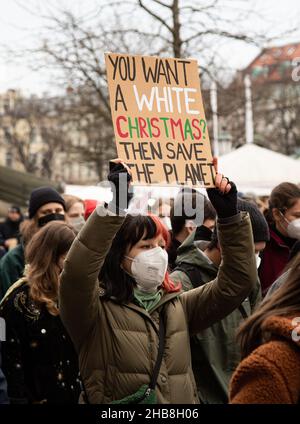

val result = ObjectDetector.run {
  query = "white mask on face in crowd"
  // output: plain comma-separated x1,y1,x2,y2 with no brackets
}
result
70,216,85,232
255,253,261,269
125,247,168,293
185,219,197,229
281,212,300,240
286,218,300,240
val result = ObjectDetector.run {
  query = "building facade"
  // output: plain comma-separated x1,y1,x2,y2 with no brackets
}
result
0,89,106,184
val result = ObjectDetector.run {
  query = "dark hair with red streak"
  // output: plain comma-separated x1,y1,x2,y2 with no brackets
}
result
99,214,181,304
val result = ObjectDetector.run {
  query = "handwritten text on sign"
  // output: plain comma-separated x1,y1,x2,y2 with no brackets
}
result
105,53,215,186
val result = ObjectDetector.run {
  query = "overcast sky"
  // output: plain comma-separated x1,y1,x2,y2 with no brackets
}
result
0,0,300,95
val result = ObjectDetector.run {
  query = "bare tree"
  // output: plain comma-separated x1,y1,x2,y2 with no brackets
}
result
5,0,298,182
30,5,165,180
0,94,69,178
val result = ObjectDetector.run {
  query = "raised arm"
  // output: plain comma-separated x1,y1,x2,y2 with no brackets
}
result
179,211,256,334
60,160,131,351
59,209,125,350
178,162,256,334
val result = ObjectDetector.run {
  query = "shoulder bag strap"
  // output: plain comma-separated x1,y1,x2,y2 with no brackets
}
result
149,312,165,390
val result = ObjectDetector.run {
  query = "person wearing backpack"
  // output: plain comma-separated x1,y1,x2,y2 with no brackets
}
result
167,189,216,271
171,199,269,403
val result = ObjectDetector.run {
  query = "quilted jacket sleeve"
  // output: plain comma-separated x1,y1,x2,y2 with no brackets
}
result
180,212,257,335
60,207,124,351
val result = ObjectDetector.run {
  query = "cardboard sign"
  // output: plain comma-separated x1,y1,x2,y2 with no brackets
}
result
105,53,215,186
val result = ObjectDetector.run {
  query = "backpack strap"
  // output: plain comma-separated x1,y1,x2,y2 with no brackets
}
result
173,262,214,288
238,304,249,319
175,263,249,320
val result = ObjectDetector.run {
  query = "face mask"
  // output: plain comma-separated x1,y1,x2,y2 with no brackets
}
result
38,213,65,227
70,216,85,232
125,247,168,293
280,212,300,240
255,253,261,269
286,218,300,240
185,219,197,229
161,217,171,230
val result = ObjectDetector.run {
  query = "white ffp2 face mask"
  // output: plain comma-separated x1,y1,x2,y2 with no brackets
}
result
286,218,300,240
125,247,168,293
281,211,300,240
70,216,85,232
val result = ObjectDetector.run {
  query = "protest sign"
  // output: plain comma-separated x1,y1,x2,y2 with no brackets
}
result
105,53,215,186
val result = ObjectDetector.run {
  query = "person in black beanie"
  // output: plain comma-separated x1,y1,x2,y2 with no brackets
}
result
0,187,66,300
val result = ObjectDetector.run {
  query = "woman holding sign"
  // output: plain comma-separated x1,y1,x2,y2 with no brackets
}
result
59,159,257,404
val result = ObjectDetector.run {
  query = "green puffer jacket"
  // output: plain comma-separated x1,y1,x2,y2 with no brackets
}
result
59,208,256,404
171,230,261,404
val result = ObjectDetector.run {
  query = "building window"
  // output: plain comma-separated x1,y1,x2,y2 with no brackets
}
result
252,66,268,78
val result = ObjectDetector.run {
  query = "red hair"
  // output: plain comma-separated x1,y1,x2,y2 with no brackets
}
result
84,199,98,220
149,214,182,293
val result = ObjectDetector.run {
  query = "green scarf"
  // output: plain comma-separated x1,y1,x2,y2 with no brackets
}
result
133,288,163,312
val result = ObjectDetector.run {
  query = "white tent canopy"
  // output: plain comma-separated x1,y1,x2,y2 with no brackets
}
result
218,144,300,195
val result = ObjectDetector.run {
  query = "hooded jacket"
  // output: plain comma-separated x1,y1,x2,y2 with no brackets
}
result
170,231,261,403
230,316,300,403
59,209,256,404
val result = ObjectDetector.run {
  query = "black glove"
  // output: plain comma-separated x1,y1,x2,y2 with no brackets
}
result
206,181,238,219
107,161,132,211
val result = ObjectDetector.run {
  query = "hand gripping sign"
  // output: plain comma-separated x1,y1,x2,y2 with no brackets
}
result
105,53,215,187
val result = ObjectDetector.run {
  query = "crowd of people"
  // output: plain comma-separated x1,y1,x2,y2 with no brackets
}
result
0,160,299,404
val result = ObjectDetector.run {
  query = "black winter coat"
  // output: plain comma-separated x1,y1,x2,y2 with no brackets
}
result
0,281,81,404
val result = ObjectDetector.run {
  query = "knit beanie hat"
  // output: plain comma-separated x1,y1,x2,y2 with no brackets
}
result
210,198,270,246
237,199,270,243
29,186,66,219
9,205,21,214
